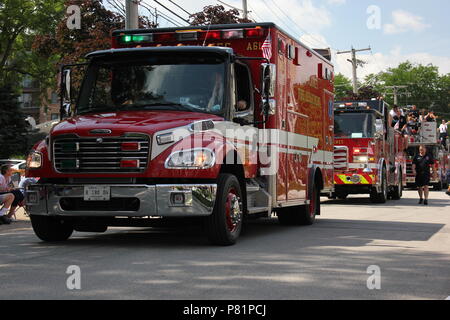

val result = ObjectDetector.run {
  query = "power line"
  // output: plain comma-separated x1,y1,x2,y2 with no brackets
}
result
141,1,182,27
107,0,125,16
151,0,189,24
258,0,309,46
167,0,191,16
267,0,331,50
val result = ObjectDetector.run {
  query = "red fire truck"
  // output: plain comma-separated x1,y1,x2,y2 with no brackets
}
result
405,121,449,190
25,23,334,245
333,99,407,203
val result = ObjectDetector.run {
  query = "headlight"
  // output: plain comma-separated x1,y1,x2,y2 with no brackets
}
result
27,151,43,169
353,156,369,163
165,149,216,169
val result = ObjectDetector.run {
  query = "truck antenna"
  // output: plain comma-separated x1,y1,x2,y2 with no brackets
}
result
202,16,215,46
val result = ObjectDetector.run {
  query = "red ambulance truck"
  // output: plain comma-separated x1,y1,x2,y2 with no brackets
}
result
25,23,334,245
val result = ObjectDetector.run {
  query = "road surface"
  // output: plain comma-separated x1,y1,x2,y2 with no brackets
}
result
0,190,449,300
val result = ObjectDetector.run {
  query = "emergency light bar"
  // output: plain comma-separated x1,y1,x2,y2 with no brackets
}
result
114,27,266,47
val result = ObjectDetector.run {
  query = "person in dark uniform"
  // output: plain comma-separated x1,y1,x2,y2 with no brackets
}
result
412,145,437,205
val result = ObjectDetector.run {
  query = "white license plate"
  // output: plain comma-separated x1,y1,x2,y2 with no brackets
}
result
84,186,111,201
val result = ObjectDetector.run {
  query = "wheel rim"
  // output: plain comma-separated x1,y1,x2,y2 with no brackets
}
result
225,188,241,233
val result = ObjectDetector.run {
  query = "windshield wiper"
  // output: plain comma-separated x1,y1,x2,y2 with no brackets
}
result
77,106,120,115
138,103,201,112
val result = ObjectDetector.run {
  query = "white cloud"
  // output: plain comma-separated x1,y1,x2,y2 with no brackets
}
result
326,0,346,6
334,46,450,82
383,10,430,35
179,0,332,38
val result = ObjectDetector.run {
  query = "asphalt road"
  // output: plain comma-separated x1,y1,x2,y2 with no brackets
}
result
1,190,449,300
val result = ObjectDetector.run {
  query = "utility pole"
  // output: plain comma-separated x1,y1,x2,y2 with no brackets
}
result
125,0,139,30
337,47,371,95
242,0,248,20
385,85,409,105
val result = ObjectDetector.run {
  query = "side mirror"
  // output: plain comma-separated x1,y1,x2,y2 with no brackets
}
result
60,68,72,119
261,63,276,117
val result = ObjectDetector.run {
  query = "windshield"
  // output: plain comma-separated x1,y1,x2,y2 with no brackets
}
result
334,112,375,138
77,54,226,115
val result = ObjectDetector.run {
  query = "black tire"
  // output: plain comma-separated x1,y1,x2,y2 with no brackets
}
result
370,168,388,204
204,174,243,246
30,215,73,242
433,181,443,191
391,172,403,200
277,183,319,226
337,193,348,200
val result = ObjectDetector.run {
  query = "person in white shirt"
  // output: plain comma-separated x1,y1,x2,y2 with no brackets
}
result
0,193,14,225
439,119,449,149
389,105,401,128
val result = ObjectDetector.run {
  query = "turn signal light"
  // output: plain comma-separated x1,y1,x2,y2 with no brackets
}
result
120,159,140,168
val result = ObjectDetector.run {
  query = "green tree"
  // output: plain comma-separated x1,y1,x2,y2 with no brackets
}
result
189,5,253,25
0,0,65,86
363,62,450,117
0,85,28,158
334,73,352,100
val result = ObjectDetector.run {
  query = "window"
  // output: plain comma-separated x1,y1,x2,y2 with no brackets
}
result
51,92,59,104
21,93,32,108
78,53,226,115
334,112,376,138
234,63,252,113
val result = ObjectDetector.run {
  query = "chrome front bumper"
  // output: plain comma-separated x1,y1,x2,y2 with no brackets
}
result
26,184,217,218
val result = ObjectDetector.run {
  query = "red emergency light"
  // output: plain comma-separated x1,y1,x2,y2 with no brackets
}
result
154,32,176,42
245,27,265,38
198,30,221,41
113,27,267,48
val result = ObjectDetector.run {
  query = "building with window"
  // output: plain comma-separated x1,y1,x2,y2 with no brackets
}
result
17,76,60,125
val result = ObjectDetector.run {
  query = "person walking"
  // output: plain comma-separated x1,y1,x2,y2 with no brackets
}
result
412,145,437,205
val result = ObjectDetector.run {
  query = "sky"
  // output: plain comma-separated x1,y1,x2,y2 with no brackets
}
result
131,0,450,82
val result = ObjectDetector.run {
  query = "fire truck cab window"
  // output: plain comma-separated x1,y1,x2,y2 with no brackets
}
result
334,112,376,139
234,63,252,112
77,54,226,115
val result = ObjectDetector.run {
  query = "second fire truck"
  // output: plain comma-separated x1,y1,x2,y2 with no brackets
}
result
333,99,407,203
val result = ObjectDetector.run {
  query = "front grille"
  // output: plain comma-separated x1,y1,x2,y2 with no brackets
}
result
334,146,348,170
53,135,150,173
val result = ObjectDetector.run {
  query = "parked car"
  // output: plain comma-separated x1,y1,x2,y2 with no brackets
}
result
0,159,27,176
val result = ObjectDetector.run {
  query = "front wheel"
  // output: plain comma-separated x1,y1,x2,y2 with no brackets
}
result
434,181,443,191
204,174,243,246
370,169,388,204
30,215,73,242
